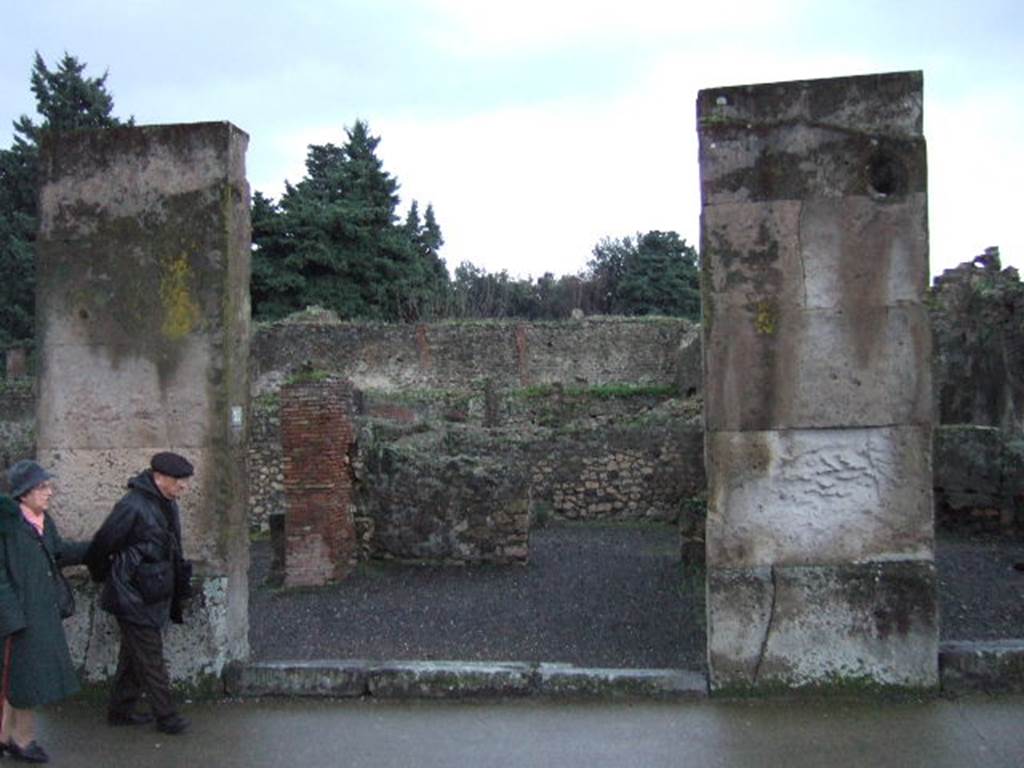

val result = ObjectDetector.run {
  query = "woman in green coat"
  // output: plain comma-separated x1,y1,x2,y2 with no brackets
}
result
0,460,88,764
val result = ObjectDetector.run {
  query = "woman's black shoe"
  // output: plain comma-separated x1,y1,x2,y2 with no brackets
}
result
4,740,50,763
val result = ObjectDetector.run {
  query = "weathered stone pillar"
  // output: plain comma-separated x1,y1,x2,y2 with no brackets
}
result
280,377,357,586
698,72,936,691
36,122,251,684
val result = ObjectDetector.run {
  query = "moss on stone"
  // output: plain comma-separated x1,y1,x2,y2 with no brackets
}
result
712,674,937,703
158,252,202,340
754,300,777,335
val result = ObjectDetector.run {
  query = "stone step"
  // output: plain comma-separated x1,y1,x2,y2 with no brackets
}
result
939,640,1024,694
222,659,708,700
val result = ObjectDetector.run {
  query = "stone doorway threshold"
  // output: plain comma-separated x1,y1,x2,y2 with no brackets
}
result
224,642,1024,699
224,659,708,699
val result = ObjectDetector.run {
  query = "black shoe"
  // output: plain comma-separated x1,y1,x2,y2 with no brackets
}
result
4,740,50,763
155,714,190,734
108,711,155,726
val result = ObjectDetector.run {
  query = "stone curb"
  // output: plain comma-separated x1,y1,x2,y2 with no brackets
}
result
224,646,1024,700
939,640,1024,694
222,660,708,701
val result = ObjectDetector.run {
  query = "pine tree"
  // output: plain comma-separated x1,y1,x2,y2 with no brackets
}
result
0,52,130,348
587,231,700,319
251,121,449,322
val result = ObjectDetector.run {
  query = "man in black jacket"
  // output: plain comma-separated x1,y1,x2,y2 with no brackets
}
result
86,452,194,735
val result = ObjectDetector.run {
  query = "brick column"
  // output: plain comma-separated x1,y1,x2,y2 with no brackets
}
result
5,349,27,379
280,377,357,586
698,72,936,692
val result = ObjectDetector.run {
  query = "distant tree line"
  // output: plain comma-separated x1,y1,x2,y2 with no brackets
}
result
0,52,701,350
249,118,701,323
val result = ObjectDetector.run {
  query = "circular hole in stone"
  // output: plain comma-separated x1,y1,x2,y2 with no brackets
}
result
78,308,90,320
866,150,906,198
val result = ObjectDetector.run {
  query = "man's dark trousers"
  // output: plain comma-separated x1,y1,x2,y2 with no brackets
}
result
108,618,176,719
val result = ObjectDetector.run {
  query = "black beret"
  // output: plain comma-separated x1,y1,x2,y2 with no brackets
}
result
150,451,194,479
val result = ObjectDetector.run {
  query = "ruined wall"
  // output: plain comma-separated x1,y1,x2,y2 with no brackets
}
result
699,72,937,691
249,380,705,531
934,425,1024,534
252,315,698,396
248,394,284,531
35,122,252,684
358,429,531,565
0,377,34,472
931,248,1024,433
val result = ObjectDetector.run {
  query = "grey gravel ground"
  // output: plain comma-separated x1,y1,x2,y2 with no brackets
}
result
249,522,704,669
248,522,1024,669
935,531,1024,640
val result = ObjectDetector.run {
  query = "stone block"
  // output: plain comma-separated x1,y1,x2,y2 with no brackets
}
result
223,660,368,698
38,123,248,239
536,665,706,699
702,196,928,313
697,72,923,137
367,661,535,699
36,337,213,451
939,640,1024,694
68,575,247,686
704,305,931,431
699,126,926,207
706,427,933,567
707,562,938,691
697,72,925,207
37,445,231,572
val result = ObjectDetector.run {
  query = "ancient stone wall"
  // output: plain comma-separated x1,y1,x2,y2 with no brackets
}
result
931,248,1024,433
699,71,937,691
523,422,703,524
357,429,530,565
248,394,284,531
35,122,252,684
248,381,705,534
0,378,35,474
934,425,1024,534
252,314,699,396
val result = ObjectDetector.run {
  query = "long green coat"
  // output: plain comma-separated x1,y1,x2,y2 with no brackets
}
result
0,495,88,708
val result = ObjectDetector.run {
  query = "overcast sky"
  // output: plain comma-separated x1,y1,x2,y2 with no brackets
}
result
2,0,1021,280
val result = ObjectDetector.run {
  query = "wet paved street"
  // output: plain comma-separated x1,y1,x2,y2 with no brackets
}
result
38,694,1024,768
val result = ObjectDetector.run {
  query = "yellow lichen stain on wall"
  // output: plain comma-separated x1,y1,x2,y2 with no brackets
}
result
754,300,777,335
159,253,201,339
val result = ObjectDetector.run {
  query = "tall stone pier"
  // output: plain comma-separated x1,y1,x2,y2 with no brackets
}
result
36,122,252,684
698,72,936,691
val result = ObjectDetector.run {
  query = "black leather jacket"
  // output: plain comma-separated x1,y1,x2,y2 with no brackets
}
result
85,471,191,628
